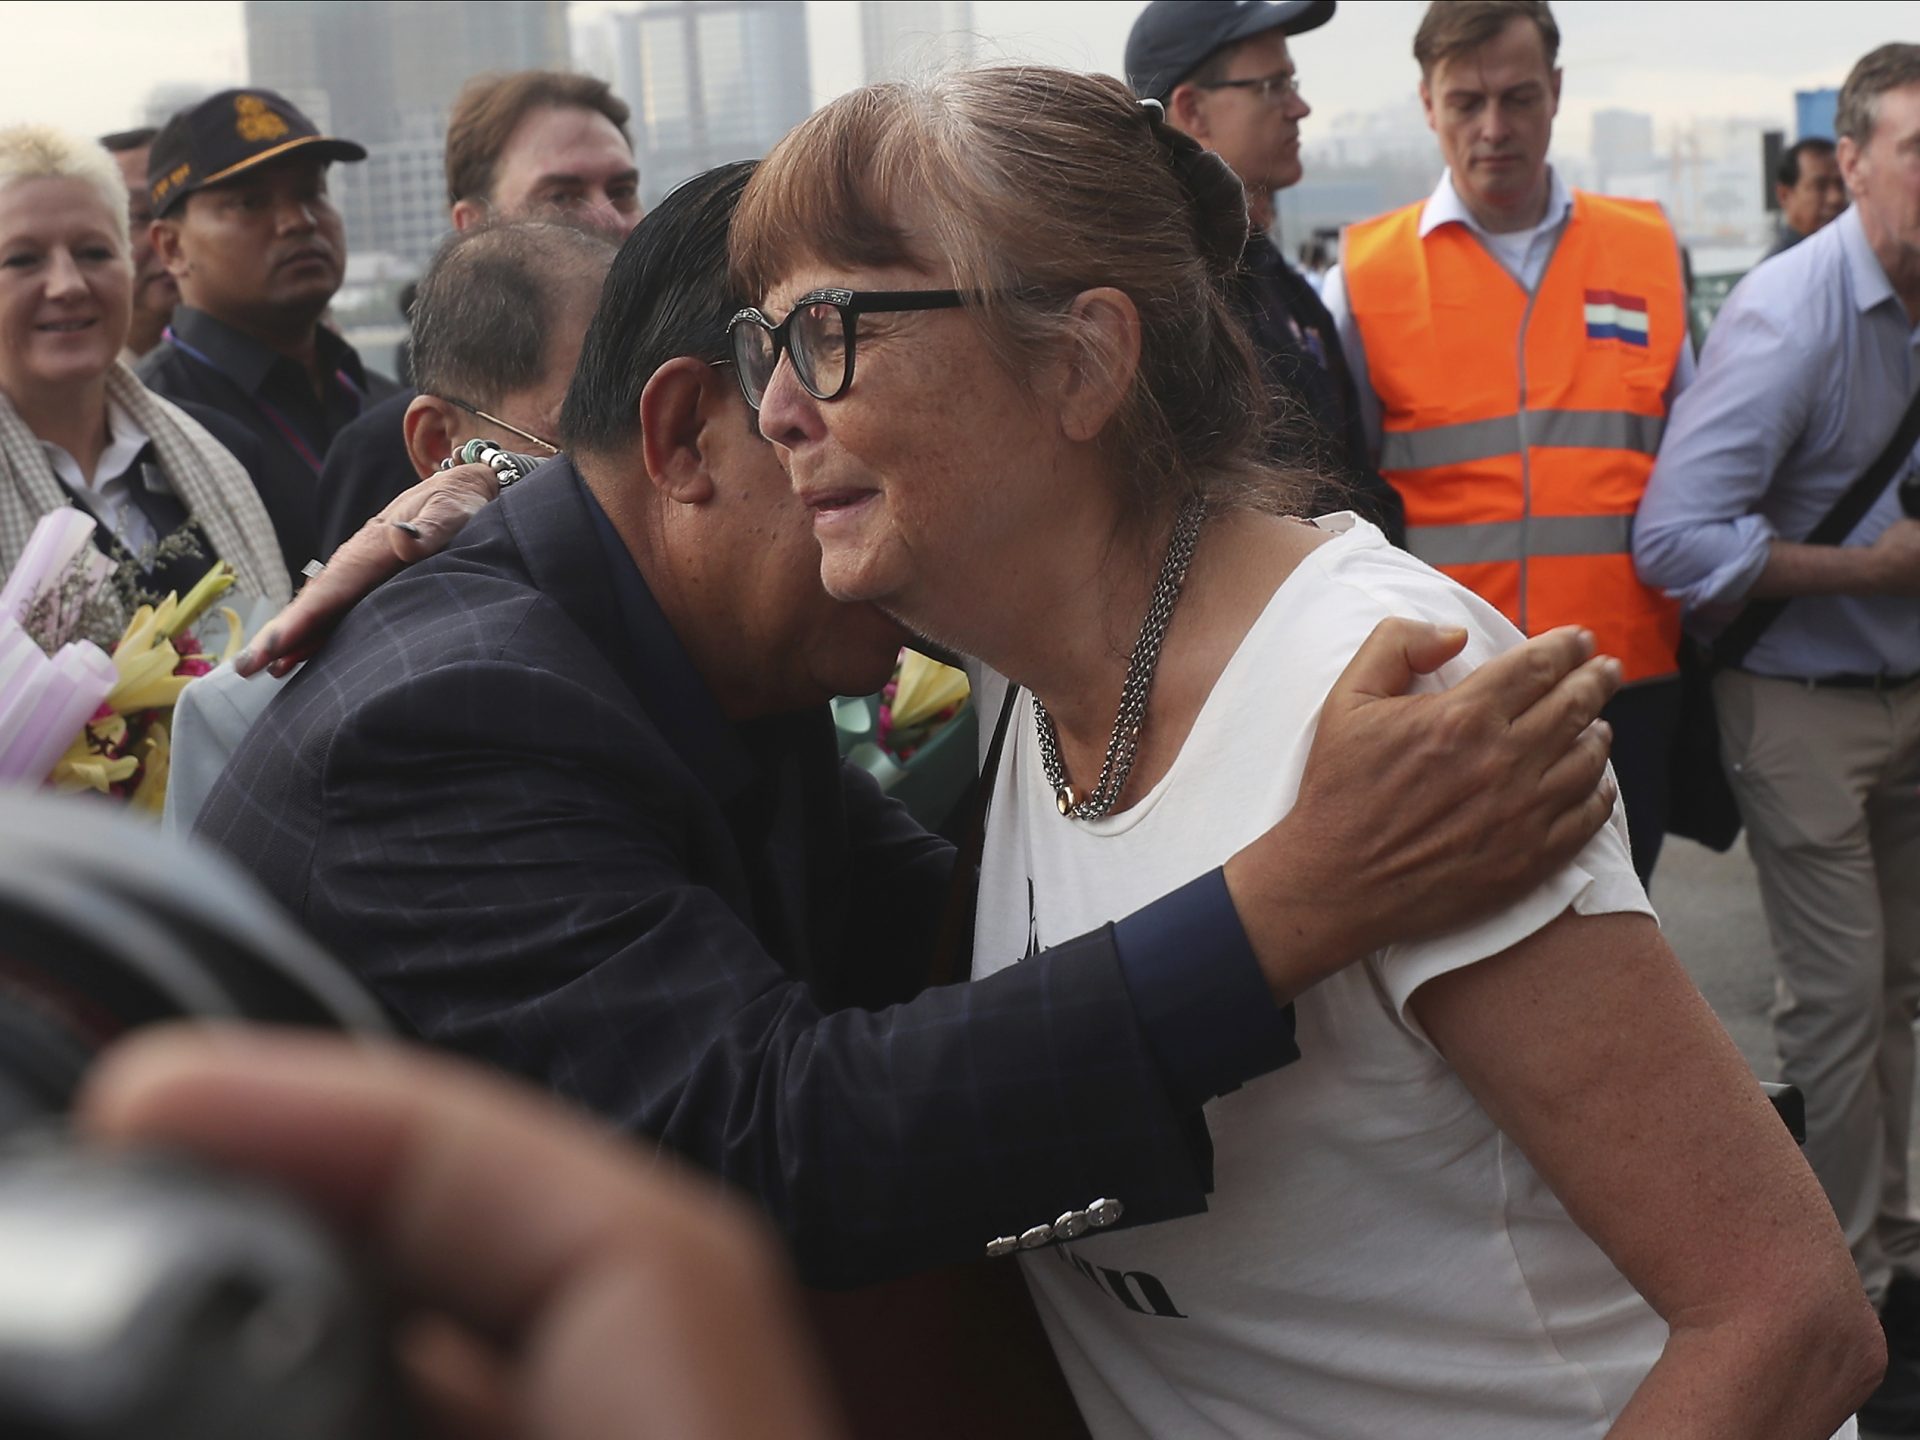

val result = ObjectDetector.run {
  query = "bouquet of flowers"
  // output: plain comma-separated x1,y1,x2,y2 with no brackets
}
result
0,509,242,812
875,649,970,762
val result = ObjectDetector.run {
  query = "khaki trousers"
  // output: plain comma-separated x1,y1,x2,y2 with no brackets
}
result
1715,668,1920,1301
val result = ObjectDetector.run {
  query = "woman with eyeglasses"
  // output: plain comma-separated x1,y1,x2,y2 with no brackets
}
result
0,126,290,608
721,68,1879,1439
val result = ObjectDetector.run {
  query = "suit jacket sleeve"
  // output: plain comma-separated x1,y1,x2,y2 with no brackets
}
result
297,654,1215,1288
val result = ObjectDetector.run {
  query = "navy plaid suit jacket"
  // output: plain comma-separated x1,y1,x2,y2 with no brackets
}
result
198,460,1211,1286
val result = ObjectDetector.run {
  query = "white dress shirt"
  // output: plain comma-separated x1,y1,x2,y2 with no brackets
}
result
38,398,161,555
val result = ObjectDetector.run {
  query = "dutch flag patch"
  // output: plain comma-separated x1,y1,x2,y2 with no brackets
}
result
1585,290,1650,346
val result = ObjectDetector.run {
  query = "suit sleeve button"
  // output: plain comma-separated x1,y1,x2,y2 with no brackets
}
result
1018,1224,1054,1249
1087,1197,1124,1228
986,1235,1020,1258
1053,1209,1088,1240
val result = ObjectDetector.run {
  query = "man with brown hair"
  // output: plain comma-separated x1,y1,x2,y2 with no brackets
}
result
1324,0,1694,885
1636,44,1920,1429
315,72,642,550
445,70,641,238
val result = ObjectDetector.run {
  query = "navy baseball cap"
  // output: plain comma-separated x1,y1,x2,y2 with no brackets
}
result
1125,0,1337,103
148,88,367,217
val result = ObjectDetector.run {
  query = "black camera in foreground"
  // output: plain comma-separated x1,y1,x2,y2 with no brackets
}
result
0,788,399,1439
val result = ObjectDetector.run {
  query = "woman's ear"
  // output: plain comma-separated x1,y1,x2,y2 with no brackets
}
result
401,395,461,480
639,357,724,505
1057,287,1142,444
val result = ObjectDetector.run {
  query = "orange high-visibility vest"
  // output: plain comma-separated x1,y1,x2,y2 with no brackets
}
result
1342,190,1685,682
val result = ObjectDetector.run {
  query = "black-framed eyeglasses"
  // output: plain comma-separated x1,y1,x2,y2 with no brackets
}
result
1198,69,1304,106
438,394,561,455
725,288,967,411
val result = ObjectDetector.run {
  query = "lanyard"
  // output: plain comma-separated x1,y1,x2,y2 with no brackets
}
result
163,326,363,475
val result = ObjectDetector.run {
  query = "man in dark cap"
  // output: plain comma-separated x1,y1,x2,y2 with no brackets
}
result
1126,0,1402,544
138,89,402,581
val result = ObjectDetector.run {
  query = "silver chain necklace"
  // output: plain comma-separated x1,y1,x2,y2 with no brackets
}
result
1032,494,1207,820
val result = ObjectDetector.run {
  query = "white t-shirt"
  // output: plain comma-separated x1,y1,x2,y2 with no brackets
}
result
972,517,1796,1439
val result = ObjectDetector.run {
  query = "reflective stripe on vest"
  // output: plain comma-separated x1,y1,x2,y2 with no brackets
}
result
1405,513,1632,568
1380,409,1666,471
1341,190,1686,682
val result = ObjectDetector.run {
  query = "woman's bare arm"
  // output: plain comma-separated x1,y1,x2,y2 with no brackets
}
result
1409,910,1882,1439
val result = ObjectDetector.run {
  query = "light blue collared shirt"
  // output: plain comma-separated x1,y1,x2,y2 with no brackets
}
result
1323,168,1695,465
1634,204,1920,678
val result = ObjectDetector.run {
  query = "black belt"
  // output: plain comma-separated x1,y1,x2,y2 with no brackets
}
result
1741,668,1920,692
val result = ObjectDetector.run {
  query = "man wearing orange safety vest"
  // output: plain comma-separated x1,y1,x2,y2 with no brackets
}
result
1323,0,1694,883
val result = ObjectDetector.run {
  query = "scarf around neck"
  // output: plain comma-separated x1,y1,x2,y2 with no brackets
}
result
0,361,291,608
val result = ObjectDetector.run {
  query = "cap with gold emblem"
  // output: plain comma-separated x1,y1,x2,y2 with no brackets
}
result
147,88,367,217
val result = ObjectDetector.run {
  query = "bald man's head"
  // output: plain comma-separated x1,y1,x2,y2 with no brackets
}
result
401,219,618,475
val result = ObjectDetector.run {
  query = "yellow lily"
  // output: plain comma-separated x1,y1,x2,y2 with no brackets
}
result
104,604,190,713
49,714,138,794
128,721,171,815
198,605,246,665
161,562,237,641
891,651,970,730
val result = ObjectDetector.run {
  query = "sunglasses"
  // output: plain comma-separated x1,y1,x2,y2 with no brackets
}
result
438,394,561,455
725,288,968,411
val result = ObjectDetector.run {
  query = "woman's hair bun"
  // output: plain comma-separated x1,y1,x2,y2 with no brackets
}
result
1138,100,1249,278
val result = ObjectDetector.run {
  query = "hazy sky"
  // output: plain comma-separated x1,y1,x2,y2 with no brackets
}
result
0,0,1898,151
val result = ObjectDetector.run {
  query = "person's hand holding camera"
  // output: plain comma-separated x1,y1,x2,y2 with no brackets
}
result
80,1027,844,1440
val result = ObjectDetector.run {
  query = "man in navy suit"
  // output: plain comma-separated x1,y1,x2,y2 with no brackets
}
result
199,162,1620,1289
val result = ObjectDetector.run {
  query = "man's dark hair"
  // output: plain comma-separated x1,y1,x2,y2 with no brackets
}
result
446,70,632,209
1775,136,1836,189
98,127,158,153
1413,1,1560,77
561,161,753,458
410,220,618,411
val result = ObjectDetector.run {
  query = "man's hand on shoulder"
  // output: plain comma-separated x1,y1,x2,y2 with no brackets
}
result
237,463,501,678
1223,622,1621,1005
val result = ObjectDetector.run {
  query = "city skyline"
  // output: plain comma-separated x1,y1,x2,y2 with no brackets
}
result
0,0,1896,271
600,0,813,205
245,0,572,266
3,0,1889,147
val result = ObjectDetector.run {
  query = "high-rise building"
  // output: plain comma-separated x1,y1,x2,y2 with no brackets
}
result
604,1,812,208
859,1,975,84
243,0,571,268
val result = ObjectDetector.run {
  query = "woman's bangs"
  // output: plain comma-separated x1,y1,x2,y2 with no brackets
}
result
730,88,923,304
